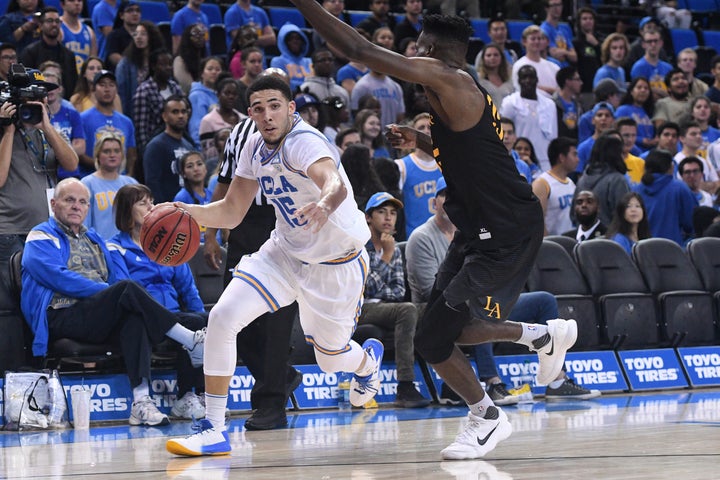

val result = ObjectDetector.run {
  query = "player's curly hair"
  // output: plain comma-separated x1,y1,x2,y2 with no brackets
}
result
421,14,473,45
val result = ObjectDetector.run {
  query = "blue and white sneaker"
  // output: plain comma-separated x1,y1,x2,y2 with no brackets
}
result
349,338,384,407
166,419,231,457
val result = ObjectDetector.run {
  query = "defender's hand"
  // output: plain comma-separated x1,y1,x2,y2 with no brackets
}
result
385,124,417,150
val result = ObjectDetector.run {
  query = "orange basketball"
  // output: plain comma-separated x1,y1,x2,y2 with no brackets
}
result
140,205,201,267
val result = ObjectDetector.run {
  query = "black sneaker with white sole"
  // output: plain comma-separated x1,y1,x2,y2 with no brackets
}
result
545,378,601,400
438,383,463,406
486,382,520,406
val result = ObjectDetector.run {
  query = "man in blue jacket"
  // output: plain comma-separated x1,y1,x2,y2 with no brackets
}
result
21,178,207,426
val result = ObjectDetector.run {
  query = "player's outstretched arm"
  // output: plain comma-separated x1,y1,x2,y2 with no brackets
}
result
171,176,259,230
295,157,347,233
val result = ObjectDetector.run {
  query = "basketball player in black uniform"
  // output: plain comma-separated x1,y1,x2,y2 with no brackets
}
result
288,4,579,459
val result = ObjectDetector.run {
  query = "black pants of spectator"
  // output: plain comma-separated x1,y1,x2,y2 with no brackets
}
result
226,215,299,411
46,280,180,388
175,312,208,397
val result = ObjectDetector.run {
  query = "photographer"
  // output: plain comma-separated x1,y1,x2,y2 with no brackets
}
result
0,67,78,310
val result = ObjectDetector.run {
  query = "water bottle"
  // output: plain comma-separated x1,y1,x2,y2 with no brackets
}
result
47,376,66,425
337,373,351,412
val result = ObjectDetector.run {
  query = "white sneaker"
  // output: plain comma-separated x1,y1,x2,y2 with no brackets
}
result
129,396,170,426
171,392,206,419
184,328,206,368
349,338,384,407
166,419,231,457
441,407,512,460
534,319,577,386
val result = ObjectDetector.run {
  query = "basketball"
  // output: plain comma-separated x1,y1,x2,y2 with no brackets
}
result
140,205,201,267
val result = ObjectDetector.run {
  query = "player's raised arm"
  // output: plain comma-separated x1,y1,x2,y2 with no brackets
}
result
290,0,441,87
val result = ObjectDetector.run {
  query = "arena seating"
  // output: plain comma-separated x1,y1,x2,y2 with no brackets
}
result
687,237,720,326
137,0,171,24
669,28,700,55
200,2,223,25
633,238,715,347
575,239,659,349
528,240,600,350
266,5,307,29
188,246,227,311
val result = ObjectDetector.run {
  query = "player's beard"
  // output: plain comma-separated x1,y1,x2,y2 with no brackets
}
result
262,117,293,148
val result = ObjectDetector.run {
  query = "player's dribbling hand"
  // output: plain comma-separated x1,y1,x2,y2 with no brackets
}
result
294,201,331,233
385,124,417,150
169,201,192,213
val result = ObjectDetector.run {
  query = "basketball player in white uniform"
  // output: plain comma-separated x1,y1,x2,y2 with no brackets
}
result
166,75,384,457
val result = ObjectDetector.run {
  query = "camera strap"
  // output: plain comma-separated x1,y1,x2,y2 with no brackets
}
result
18,127,52,187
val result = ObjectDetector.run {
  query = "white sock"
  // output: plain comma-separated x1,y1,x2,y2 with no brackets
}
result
355,350,375,377
517,323,549,348
548,378,565,389
205,393,228,430
166,323,196,349
468,393,495,417
133,378,149,403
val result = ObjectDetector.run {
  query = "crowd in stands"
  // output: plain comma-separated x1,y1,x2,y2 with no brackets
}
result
1,0,720,425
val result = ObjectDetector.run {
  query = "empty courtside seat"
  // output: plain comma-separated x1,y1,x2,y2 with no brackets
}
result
526,239,599,350
633,238,716,346
575,239,659,349
687,237,720,325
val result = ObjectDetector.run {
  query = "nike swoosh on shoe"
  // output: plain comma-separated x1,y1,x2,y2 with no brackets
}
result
476,425,499,446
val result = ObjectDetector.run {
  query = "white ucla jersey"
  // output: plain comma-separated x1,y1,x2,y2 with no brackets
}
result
235,115,370,263
537,171,575,235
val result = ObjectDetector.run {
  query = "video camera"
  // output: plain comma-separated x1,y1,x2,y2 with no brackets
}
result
0,63,49,126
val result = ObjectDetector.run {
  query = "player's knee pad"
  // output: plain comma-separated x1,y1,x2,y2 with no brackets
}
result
414,325,454,364
415,296,465,364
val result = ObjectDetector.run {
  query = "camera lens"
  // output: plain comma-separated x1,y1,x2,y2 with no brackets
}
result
19,105,32,121
18,104,42,125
